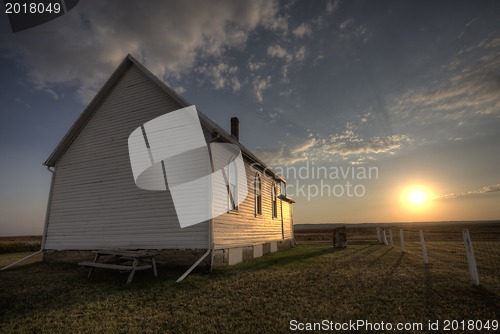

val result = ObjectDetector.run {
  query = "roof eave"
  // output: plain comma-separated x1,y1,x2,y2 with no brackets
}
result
211,128,285,183
278,195,296,203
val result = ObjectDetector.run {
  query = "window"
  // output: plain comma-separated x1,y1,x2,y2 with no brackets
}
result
280,181,286,197
228,159,238,211
272,182,278,218
254,173,262,215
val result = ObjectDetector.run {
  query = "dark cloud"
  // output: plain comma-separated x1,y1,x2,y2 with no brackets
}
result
0,0,281,103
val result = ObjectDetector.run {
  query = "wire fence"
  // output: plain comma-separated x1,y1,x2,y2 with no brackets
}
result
372,226,499,292
294,224,500,293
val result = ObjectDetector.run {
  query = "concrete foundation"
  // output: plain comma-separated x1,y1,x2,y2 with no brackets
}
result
212,239,294,267
43,238,295,268
253,244,263,258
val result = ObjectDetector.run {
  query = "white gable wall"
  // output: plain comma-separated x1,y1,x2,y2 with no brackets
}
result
44,64,209,250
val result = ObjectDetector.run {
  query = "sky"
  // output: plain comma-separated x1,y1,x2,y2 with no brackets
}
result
0,0,499,236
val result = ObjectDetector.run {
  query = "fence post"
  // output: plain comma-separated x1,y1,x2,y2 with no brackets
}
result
389,229,394,247
462,229,480,286
400,229,405,253
376,227,382,243
419,230,429,264
382,229,389,246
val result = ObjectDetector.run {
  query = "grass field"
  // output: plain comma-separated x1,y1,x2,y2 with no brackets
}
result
0,235,41,254
1,229,499,333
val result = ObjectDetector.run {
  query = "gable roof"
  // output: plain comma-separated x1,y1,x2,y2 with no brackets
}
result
44,54,284,182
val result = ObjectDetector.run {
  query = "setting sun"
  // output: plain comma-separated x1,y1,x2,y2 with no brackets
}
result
408,190,427,205
401,186,433,211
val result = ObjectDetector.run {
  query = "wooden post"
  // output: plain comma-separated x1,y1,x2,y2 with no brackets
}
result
400,229,405,253
382,229,389,246
419,230,429,264
462,229,480,286
376,227,382,243
88,253,100,279
126,259,139,284
389,229,394,247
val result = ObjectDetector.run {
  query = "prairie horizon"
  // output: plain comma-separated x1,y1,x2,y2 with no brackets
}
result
2,219,499,239
295,219,500,229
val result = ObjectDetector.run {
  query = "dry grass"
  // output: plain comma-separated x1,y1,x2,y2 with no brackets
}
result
0,235,42,254
1,239,499,333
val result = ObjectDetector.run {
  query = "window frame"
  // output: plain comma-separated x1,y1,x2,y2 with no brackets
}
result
272,182,278,218
254,173,262,216
280,181,286,197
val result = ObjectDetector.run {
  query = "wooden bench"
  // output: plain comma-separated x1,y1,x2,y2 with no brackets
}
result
79,250,158,284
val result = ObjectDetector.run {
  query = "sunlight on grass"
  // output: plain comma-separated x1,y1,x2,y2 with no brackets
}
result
1,240,498,333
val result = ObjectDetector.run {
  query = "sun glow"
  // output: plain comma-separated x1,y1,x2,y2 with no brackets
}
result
401,186,433,211
408,190,427,205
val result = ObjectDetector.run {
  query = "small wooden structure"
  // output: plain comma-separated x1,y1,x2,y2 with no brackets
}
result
333,227,347,248
79,250,158,284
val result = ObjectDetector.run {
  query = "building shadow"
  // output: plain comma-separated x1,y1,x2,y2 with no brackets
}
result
350,252,405,320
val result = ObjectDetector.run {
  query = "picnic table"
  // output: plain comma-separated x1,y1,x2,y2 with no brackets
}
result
79,250,158,284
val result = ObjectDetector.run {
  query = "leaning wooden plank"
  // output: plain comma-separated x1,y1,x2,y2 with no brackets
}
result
86,253,101,279
93,250,158,258
126,259,139,284
130,265,153,271
79,262,153,271
127,270,136,284
151,257,158,277
78,262,134,271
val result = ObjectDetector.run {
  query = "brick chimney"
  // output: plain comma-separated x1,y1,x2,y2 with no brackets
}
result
230,117,239,141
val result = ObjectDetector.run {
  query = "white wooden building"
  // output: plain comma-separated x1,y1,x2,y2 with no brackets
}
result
42,55,295,269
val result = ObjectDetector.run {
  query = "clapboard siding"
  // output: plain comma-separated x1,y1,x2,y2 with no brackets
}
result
44,64,209,250
213,162,288,247
282,201,293,239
